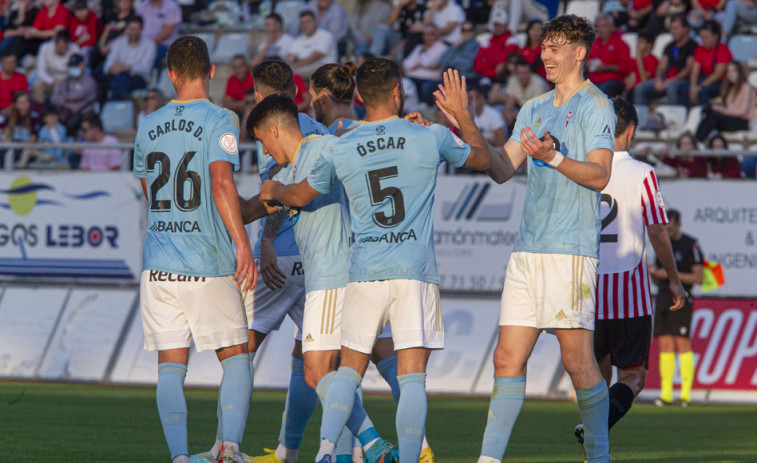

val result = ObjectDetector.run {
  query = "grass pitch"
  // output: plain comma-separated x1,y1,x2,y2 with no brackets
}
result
0,381,755,462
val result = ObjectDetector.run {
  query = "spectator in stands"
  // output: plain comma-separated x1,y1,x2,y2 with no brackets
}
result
69,0,102,53
137,88,166,126
695,61,756,141
290,0,350,55
371,0,426,60
136,0,181,68
643,0,689,36
587,14,632,98
33,30,78,104
626,0,654,31
473,10,516,80
440,21,479,81
602,0,631,29
79,113,122,171
403,23,447,105
15,109,67,168
625,32,658,102
0,91,40,167
251,14,294,67
661,131,708,178
490,58,549,128
688,0,726,29
423,0,465,45
704,133,742,179
51,53,96,136
634,14,697,106
224,55,254,116
0,53,29,111
285,10,337,78
490,0,548,35
29,0,71,42
0,0,40,60
350,0,393,58
687,20,731,107
240,88,257,143
716,0,757,41
104,15,156,100
92,0,135,69
520,19,545,79
471,80,506,147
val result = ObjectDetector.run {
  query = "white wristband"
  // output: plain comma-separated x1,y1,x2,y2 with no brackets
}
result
548,151,564,168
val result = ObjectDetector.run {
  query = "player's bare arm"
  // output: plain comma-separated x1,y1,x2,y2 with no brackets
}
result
647,223,686,311
260,178,321,208
260,211,287,289
521,127,612,191
210,160,257,292
487,139,527,184
433,69,490,170
140,178,148,200
239,194,280,224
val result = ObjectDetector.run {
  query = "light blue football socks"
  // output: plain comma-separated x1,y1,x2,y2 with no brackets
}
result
479,376,526,460
396,373,427,463
157,362,189,460
279,356,319,450
577,380,610,462
219,353,252,446
376,355,400,404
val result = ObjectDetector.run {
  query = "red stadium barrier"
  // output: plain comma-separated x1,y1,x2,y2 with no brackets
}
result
647,298,757,390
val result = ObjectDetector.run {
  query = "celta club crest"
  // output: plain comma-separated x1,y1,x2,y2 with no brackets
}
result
376,125,385,136
565,111,574,127
175,106,184,117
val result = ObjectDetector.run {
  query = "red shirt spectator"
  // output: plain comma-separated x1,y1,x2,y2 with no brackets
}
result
628,34,658,88
223,55,254,115
225,73,254,102
631,53,658,87
32,0,71,35
69,2,102,48
693,42,731,77
294,73,309,113
0,55,29,110
587,32,631,85
473,21,517,79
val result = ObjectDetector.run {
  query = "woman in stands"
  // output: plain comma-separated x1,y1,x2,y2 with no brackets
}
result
661,131,708,178
705,133,742,179
0,91,41,168
695,61,756,141
519,19,545,79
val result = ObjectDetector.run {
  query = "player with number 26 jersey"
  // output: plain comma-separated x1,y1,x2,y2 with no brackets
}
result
134,101,241,277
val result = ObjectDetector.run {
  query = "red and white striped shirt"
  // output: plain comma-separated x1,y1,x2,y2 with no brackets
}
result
596,151,668,320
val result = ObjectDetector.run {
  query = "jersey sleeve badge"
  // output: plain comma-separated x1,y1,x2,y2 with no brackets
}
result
220,132,238,154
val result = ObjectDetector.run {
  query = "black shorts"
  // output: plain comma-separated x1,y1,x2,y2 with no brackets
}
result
653,292,694,337
594,315,652,369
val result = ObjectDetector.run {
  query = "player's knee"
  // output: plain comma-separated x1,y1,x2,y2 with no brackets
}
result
560,351,591,377
493,346,526,375
304,363,329,390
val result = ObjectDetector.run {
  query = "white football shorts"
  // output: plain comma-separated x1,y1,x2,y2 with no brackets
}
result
499,251,597,330
341,279,443,354
245,254,306,341
140,270,248,352
301,287,345,353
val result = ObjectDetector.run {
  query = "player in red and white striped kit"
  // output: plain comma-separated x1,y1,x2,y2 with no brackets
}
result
576,97,686,444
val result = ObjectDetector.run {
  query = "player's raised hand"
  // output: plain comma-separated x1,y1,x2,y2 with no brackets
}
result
260,179,281,201
235,244,258,294
521,127,556,163
404,111,433,127
669,280,686,311
433,69,469,128
260,239,286,290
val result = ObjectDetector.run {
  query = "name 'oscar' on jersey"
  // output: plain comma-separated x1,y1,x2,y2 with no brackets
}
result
134,99,240,277
253,112,328,258
308,117,471,283
279,134,351,291
511,80,616,259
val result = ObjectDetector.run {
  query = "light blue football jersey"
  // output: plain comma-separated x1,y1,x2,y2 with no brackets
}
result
308,117,471,283
134,99,241,277
253,113,328,258
327,118,361,135
278,134,351,291
510,80,616,258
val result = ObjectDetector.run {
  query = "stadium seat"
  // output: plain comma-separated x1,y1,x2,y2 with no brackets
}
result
101,101,135,133
684,105,703,134
743,147,757,178
622,33,637,58
476,32,492,47
728,35,757,63
655,104,687,134
189,32,217,56
565,0,600,19
749,71,757,89
157,67,177,99
213,32,250,64
652,33,672,59
274,0,305,30
634,104,650,128
506,33,526,48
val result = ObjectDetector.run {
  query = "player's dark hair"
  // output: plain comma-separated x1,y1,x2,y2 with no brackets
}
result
540,14,595,59
166,36,211,83
54,29,71,43
266,13,283,25
356,57,401,108
670,13,689,29
611,97,638,138
83,112,104,132
311,62,357,104
232,54,247,63
253,60,296,98
299,9,316,20
667,209,681,224
247,94,299,138
126,14,143,27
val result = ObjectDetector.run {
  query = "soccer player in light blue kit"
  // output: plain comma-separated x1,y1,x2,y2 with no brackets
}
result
473,15,615,463
248,92,399,463
199,60,328,463
260,58,491,463
133,37,257,463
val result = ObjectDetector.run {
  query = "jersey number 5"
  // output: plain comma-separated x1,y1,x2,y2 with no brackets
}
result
366,167,405,228
147,151,201,212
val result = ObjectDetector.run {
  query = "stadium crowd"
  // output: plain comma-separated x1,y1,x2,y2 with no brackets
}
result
0,0,756,176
